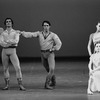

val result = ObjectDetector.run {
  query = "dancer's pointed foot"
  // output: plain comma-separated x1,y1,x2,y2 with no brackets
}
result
87,89,93,95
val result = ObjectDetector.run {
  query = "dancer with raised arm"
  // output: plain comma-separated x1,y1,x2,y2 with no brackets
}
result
21,20,62,89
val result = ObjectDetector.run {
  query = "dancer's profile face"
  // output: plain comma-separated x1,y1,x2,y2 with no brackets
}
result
96,23,100,31
95,43,100,53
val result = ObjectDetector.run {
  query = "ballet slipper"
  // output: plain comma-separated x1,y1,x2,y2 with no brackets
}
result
87,89,93,95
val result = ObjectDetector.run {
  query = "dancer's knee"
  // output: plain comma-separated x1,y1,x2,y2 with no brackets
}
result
4,67,8,73
15,66,21,73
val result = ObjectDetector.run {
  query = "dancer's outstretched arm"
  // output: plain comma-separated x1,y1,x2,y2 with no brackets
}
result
20,31,39,38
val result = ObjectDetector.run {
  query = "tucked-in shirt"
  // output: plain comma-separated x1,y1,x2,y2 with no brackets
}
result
22,31,62,50
0,29,20,47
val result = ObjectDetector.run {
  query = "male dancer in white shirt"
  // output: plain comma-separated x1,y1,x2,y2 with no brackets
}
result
22,21,62,89
0,18,25,90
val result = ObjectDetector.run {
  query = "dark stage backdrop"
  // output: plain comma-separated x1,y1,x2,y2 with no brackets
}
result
0,0,100,57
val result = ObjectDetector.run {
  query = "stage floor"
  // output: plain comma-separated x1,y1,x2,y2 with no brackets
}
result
0,60,100,100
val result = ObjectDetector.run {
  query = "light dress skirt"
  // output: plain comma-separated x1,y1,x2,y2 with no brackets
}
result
91,70,100,92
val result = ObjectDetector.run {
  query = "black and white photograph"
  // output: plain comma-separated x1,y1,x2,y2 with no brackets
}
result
0,0,100,100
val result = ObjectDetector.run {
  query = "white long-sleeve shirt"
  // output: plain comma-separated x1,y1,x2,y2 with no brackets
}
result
22,31,62,50
0,29,20,47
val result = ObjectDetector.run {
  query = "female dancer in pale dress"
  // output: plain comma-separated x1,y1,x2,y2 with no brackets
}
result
87,22,100,56
87,42,100,95
87,23,100,95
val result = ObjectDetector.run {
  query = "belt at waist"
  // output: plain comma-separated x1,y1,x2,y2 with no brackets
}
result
3,46,17,49
41,49,53,53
